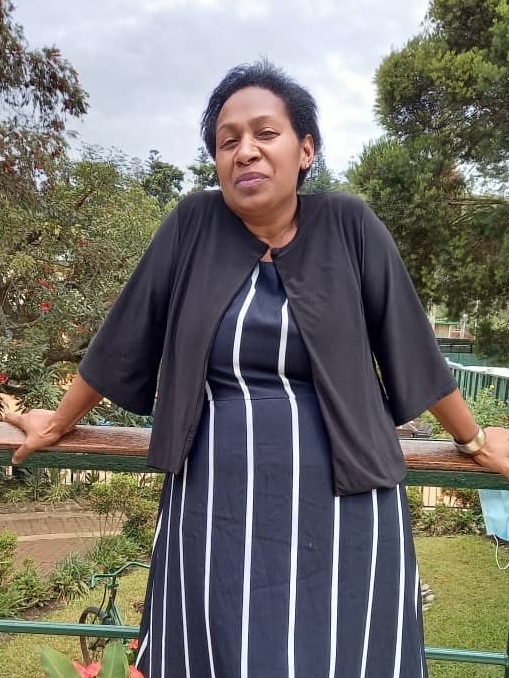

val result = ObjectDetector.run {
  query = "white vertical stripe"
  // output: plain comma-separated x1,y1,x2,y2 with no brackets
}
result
359,489,379,678
149,588,154,678
277,300,300,678
152,510,163,554
414,566,424,678
179,460,191,678
413,566,419,617
136,632,148,669
393,484,405,678
233,265,259,678
204,382,217,678
328,496,341,678
161,476,175,676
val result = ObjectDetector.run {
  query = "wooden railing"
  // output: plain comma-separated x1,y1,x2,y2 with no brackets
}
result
1,422,508,673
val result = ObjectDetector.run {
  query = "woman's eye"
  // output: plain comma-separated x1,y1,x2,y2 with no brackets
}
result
258,130,277,138
220,138,237,149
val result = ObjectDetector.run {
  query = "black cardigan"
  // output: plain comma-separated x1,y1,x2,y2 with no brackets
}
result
79,190,457,495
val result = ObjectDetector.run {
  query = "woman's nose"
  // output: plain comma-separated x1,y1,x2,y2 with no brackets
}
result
235,135,260,165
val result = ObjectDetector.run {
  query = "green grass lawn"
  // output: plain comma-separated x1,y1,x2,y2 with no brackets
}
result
417,535,509,677
0,536,507,677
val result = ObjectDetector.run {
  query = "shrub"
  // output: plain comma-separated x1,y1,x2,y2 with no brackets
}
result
416,504,484,536
122,497,158,555
88,535,142,574
405,487,423,523
1,486,30,505
0,585,23,618
11,557,50,609
0,531,17,585
49,553,93,602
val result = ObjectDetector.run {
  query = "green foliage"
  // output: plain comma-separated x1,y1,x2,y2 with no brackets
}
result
142,149,184,209
0,585,24,619
40,647,81,678
88,535,142,574
0,530,17,585
365,0,509,349
406,486,424,523
300,152,341,194
49,553,93,602
187,146,218,191
0,0,88,203
348,137,465,307
1,485,30,505
406,488,483,536
422,386,509,437
98,641,129,678
417,504,484,536
11,558,50,610
122,497,158,555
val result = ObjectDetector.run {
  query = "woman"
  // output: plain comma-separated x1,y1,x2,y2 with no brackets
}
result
5,62,509,678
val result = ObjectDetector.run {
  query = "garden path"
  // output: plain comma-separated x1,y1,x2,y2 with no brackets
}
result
0,508,103,575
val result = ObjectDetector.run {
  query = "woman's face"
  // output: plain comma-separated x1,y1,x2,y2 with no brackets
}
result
215,86,314,219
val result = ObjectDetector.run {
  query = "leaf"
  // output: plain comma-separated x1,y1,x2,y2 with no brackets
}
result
97,642,129,678
40,647,82,678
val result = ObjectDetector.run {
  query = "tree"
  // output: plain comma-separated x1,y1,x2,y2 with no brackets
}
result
142,149,184,209
300,152,340,194
0,152,162,421
361,0,509,359
375,0,509,173
0,0,88,203
348,137,467,307
187,146,218,192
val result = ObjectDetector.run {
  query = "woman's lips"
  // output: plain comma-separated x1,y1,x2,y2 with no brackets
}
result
234,172,268,187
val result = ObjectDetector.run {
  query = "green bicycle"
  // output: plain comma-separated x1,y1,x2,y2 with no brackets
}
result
78,560,150,664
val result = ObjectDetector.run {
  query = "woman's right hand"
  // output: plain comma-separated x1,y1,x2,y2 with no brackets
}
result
3,410,71,465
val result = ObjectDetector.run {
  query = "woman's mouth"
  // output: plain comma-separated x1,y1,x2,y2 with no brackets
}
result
234,172,268,188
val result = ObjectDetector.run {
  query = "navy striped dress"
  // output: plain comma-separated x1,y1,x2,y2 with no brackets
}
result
136,262,427,678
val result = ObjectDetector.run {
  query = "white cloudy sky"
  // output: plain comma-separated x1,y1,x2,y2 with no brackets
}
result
16,0,429,177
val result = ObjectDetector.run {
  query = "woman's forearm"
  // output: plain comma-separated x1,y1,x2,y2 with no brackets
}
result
427,388,478,443
50,374,104,435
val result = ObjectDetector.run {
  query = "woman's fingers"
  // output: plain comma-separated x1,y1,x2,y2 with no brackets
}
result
11,443,34,465
3,409,61,465
3,412,25,429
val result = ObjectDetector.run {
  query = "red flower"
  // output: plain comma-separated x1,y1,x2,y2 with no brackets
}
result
72,661,101,678
128,638,139,651
38,301,52,313
0,373,8,385
129,667,145,678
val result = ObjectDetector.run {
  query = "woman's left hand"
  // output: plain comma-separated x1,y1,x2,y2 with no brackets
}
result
473,427,509,480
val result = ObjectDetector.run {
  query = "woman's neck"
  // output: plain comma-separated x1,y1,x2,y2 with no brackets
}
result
241,198,298,250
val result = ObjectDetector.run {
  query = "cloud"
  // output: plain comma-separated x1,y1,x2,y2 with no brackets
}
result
15,0,428,175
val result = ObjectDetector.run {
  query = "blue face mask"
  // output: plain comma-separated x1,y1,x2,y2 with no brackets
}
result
479,489,509,541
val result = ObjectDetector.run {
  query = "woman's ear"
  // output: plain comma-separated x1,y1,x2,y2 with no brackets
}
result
300,134,315,170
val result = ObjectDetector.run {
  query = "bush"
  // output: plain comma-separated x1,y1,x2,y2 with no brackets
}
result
1,486,31,505
405,487,423,523
11,558,50,610
0,531,17,586
49,553,93,602
416,504,484,536
122,497,158,555
88,535,142,574
0,585,24,618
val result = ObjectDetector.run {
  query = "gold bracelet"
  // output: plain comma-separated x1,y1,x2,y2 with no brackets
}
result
453,426,486,456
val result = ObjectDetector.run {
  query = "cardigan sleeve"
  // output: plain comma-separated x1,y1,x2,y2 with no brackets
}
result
359,202,457,426
78,207,181,415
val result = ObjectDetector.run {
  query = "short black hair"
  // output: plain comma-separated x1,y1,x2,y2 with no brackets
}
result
201,60,322,188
